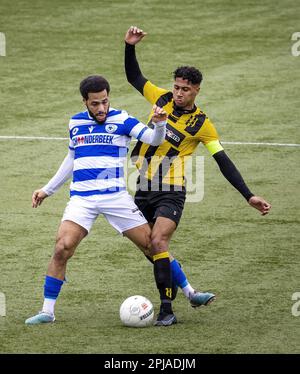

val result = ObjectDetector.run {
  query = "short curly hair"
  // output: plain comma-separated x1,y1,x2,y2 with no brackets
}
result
80,75,110,100
173,66,203,85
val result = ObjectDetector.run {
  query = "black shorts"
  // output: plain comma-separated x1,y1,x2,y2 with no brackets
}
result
134,190,186,227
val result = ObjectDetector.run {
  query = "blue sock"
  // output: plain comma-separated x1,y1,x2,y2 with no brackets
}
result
44,275,64,300
171,259,188,288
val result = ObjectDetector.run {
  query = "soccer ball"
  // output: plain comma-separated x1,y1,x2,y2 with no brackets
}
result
119,295,154,327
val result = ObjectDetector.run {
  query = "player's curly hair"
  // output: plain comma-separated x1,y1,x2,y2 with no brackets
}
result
173,66,203,85
80,75,110,99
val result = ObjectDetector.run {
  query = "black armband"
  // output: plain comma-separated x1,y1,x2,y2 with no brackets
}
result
213,150,254,201
125,42,148,94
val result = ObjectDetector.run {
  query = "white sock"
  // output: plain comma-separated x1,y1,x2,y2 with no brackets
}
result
181,283,195,299
42,298,56,315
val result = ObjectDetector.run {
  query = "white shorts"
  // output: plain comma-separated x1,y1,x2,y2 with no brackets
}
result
62,190,147,234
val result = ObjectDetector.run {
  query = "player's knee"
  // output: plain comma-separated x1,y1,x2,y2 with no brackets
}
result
150,233,168,252
54,238,75,263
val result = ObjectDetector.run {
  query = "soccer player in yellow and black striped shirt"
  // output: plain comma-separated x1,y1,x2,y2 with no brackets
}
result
124,26,271,326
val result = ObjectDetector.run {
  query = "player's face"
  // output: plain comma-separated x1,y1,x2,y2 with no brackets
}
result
173,78,200,110
84,90,110,123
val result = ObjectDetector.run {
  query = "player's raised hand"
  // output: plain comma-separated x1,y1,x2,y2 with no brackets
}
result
248,196,271,215
151,105,167,124
125,26,147,45
32,189,48,208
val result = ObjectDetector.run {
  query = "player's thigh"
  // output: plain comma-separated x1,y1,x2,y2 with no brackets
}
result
123,223,152,252
55,220,88,250
152,216,176,242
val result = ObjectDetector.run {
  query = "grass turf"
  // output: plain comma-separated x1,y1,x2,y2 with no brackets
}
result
0,0,299,354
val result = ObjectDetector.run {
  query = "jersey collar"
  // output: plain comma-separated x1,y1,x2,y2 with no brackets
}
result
173,103,197,116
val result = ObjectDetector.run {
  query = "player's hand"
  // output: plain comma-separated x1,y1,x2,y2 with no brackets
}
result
151,105,167,124
32,189,48,208
248,196,271,215
125,26,147,45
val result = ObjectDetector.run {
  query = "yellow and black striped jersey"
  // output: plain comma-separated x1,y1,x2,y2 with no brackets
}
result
131,80,224,189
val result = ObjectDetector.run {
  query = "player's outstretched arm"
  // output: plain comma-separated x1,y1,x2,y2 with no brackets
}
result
125,25,147,45
32,150,74,208
213,150,271,215
124,26,148,94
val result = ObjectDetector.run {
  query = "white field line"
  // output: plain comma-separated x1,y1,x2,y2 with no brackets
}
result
0,135,299,147
221,141,300,147
0,135,68,140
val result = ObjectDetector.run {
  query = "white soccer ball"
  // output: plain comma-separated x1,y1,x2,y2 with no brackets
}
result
119,295,154,327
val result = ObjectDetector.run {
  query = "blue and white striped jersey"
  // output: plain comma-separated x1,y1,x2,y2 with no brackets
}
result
68,108,149,197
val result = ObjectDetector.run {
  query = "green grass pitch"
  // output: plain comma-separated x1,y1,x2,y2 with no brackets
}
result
0,0,299,353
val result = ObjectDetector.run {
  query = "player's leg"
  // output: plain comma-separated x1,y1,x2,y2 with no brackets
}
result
101,191,175,326
133,191,180,299
149,193,216,308
124,222,176,326
47,220,87,280
133,191,191,297
123,222,152,255
139,240,215,306
123,224,173,314
125,213,180,301
25,197,96,325
25,220,88,325
148,217,177,325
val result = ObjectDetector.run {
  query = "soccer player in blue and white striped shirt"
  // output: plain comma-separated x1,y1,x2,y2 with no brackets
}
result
25,75,173,325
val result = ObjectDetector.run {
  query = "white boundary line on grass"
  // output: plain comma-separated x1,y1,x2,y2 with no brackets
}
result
0,135,299,147
0,135,68,140
221,141,300,147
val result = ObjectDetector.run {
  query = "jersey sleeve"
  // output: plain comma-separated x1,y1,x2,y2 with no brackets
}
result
143,80,169,105
125,111,166,145
123,113,148,139
129,120,166,146
198,117,224,156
